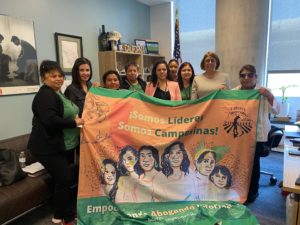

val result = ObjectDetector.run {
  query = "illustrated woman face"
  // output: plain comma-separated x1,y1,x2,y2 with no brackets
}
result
180,64,193,82
104,163,116,185
79,63,91,82
156,63,168,81
211,170,227,188
122,151,137,172
139,149,155,172
198,152,216,176
168,144,183,168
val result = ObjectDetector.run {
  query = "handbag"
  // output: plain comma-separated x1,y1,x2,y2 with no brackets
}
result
0,148,26,186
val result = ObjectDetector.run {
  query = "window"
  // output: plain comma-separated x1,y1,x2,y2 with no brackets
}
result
267,72,300,97
178,0,216,74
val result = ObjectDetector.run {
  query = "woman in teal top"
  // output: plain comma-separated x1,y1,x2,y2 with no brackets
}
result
177,62,195,100
57,92,80,162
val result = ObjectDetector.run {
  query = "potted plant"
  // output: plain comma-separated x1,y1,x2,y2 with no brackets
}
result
277,85,297,117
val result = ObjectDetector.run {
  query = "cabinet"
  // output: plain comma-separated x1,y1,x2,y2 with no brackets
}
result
98,51,165,81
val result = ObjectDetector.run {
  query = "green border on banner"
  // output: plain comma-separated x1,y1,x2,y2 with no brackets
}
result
88,87,260,107
77,197,259,225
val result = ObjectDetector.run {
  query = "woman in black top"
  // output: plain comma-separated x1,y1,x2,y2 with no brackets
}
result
27,60,83,224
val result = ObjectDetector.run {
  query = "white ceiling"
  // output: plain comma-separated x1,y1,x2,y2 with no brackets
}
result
136,0,173,6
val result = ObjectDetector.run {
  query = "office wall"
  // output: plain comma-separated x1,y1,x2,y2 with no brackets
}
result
0,0,150,139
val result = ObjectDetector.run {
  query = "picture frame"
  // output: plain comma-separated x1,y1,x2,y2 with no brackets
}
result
145,41,159,55
54,33,83,74
134,39,147,54
0,14,40,96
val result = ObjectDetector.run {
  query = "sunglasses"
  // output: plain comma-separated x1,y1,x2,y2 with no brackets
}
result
239,73,256,78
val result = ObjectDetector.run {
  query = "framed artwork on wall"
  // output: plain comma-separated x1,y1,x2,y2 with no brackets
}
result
134,39,147,54
145,41,159,55
54,33,83,75
0,14,39,96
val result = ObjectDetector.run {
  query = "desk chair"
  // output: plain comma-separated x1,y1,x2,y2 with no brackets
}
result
260,126,284,185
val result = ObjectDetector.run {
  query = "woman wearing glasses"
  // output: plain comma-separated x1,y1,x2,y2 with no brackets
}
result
191,51,230,99
233,64,279,203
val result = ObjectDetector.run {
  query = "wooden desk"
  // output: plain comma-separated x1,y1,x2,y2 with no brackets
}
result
283,147,300,225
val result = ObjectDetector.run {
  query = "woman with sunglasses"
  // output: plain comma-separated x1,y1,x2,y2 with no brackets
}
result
233,64,279,203
191,51,230,99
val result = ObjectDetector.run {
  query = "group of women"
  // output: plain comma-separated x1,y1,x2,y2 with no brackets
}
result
27,50,270,224
100,142,240,203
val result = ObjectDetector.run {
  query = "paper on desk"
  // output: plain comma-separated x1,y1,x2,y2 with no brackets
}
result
22,162,45,174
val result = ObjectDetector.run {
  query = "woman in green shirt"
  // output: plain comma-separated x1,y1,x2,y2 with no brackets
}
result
177,62,195,100
57,92,80,163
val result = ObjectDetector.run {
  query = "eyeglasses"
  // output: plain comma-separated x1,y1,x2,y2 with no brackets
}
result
239,73,256,78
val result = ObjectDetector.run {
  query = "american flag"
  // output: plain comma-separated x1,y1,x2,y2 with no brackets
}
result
173,9,182,63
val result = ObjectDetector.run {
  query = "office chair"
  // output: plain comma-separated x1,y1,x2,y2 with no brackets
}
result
260,126,284,185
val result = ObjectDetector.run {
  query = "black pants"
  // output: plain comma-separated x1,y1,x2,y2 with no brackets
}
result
248,141,265,197
33,150,78,222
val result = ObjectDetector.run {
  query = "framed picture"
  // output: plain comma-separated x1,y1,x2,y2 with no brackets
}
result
146,41,159,54
134,39,147,54
0,14,39,95
54,33,83,74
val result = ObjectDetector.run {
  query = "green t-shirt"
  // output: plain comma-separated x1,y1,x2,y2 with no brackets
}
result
57,92,80,150
181,86,192,100
129,83,144,93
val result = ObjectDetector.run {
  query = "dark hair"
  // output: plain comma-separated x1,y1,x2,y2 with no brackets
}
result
0,34,3,40
102,70,121,84
196,150,216,164
177,62,195,90
161,141,190,177
125,62,139,73
239,64,256,75
71,57,93,87
150,60,172,86
209,165,233,188
168,59,179,66
100,159,119,201
10,35,20,43
118,145,139,176
200,51,220,70
137,145,160,175
39,60,64,79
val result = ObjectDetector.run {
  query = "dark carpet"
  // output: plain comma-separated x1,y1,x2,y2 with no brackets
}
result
8,151,286,225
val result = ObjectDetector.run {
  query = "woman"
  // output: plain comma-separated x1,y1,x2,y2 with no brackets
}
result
177,62,195,100
64,57,94,118
102,70,121,90
27,60,84,225
99,159,119,202
115,145,139,203
135,145,165,202
120,62,146,92
194,150,216,200
208,165,240,202
145,60,181,100
168,59,179,81
160,141,196,201
191,51,230,99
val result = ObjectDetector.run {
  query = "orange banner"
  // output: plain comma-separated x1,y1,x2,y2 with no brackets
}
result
78,88,260,204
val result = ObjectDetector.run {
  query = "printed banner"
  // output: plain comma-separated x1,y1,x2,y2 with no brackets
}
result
78,88,260,225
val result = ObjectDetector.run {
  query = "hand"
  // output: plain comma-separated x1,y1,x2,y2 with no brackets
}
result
92,82,101,87
75,116,84,126
219,85,227,90
259,87,274,104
